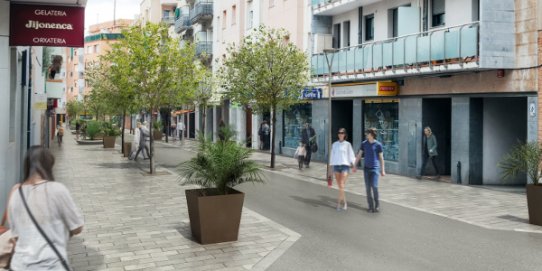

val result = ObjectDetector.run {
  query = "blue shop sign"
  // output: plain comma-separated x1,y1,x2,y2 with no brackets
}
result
301,87,323,100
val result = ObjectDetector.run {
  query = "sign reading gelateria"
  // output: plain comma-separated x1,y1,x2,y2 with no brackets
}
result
9,4,85,47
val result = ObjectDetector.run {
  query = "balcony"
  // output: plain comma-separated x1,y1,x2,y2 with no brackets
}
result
175,15,191,33
190,0,213,24
161,16,175,26
312,0,381,16
195,41,212,57
311,22,479,83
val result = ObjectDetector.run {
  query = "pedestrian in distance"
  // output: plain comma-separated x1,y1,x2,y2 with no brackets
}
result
301,122,316,168
294,141,307,170
417,126,440,180
218,119,226,141
134,122,151,161
130,122,146,160
330,128,356,211
177,119,185,142
258,122,265,150
7,146,84,270
354,128,386,213
75,120,81,140
56,121,64,147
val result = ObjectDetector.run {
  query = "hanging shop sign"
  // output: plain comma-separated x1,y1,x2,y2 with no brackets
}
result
326,81,400,98
376,81,399,96
9,3,85,47
301,87,323,99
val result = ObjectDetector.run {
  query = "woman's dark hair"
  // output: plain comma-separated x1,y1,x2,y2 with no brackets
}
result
365,128,377,139
23,146,55,182
338,128,348,141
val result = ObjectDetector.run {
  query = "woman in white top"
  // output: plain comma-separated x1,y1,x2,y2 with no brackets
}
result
130,122,142,159
8,146,84,270
330,128,356,211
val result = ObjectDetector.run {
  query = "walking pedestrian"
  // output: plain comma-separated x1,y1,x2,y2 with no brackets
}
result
258,122,265,150
218,120,226,141
75,120,81,140
330,128,356,211
354,128,386,213
262,121,270,150
177,119,185,142
7,146,84,270
301,123,316,168
417,126,440,180
134,122,150,161
56,121,64,146
294,141,307,170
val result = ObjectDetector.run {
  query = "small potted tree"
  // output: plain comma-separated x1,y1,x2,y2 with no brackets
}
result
77,120,102,145
178,127,264,244
499,141,542,226
103,122,121,148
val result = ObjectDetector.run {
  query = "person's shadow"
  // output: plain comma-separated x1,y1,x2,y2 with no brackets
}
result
290,195,365,211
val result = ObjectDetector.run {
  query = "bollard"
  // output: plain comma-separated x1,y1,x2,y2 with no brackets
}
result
279,141,282,154
456,161,462,184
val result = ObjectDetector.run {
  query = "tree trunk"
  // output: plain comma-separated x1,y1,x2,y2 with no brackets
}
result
149,112,155,174
121,110,126,154
270,105,276,168
165,108,170,143
202,105,207,138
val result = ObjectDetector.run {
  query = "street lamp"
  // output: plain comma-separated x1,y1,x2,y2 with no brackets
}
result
323,48,337,183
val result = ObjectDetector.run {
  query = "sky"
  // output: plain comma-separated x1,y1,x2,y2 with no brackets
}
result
84,0,141,32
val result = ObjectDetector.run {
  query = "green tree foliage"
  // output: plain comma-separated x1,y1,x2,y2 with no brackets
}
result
107,22,203,173
220,26,309,168
66,100,82,122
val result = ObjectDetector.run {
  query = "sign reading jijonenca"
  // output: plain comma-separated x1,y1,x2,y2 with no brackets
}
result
9,4,85,47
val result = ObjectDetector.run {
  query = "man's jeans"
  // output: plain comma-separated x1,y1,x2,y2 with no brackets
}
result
364,168,380,210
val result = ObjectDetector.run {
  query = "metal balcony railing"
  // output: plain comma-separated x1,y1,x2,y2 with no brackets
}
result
161,16,175,25
190,0,213,24
195,41,213,57
311,22,479,80
175,15,191,33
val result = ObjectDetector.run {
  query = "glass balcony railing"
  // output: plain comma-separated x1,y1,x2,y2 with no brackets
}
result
195,41,212,57
311,22,479,79
190,0,213,24
312,0,331,6
175,15,191,33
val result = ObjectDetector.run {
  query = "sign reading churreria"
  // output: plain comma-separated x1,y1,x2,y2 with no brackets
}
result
9,4,85,47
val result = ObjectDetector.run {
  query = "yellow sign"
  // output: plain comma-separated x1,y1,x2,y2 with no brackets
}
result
376,82,399,96
34,102,47,110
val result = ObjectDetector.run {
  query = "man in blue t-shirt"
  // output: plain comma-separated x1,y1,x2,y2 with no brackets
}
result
354,128,386,213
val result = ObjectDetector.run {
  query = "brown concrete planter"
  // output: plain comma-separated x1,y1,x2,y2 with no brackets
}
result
123,142,132,157
185,188,244,244
526,184,542,226
103,136,116,148
153,130,162,141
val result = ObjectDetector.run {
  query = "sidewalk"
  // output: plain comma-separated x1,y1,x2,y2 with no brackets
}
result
164,139,542,234
52,133,300,271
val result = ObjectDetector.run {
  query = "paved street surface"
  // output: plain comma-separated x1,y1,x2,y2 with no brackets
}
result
152,137,542,270
158,137,542,233
52,133,300,271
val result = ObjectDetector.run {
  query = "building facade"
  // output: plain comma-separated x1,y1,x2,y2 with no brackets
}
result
306,0,541,185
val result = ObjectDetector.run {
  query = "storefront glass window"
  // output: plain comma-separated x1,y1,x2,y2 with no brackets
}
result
283,104,312,149
363,101,399,161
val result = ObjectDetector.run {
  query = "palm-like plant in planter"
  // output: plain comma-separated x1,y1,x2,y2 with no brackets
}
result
102,121,121,148
499,141,542,226
178,127,264,244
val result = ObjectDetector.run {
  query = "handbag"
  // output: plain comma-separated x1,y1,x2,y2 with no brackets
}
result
19,186,71,271
311,142,318,153
0,209,14,268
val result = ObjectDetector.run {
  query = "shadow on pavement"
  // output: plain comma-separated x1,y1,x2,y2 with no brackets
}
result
290,195,367,212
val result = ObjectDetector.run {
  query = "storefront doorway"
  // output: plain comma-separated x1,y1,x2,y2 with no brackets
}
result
422,98,452,176
332,100,353,143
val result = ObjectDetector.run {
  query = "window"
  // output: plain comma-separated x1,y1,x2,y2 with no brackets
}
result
363,101,399,161
71,87,74,93
431,0,445,27
86,46,93,54
332,23,341,49
283,104,312,149
232,5,236,25
222,10,227,28
343,21,351,47
94,45,99,54
248,10,254,29
365,14,374,41
390,8,399,38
